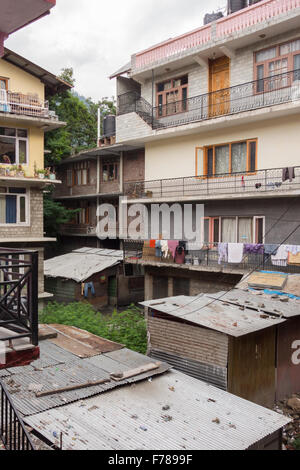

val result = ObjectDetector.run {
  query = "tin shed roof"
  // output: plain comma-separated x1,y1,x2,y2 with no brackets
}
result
24,368,290,451
140,295,286,337
44,248,123,283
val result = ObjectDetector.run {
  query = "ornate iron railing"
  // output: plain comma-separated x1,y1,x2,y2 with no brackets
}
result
0,378,35,450
124,166,300,200
0,248,39,347
118,69,300,130
123,240,300,275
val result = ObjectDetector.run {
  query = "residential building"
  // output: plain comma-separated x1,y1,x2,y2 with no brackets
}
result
0,48,71,298
111,0,300,298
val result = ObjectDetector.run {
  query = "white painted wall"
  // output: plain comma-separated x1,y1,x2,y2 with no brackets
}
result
144,114,300,180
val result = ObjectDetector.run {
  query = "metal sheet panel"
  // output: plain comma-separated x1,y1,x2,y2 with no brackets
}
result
141,295,286,337
148,316,228,368
150,349,227,390
24,369,290,451
208,289,300,319
277,317,300,401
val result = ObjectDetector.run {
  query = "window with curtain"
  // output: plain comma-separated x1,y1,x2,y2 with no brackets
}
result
203,140,257,177
0,128,28,165
0,187,27,225
221,218,236,243
255,38,300,90
238,217,253,243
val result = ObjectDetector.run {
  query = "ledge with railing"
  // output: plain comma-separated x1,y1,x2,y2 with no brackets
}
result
133,0,300,71
124,166,300,201
118,69,300,131
0,378,35,450
0,248,39,349
0,90,58,120
123,240,300,275
60,224,97,236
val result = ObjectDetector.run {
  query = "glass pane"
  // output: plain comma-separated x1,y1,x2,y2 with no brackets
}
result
257,65,264,92
20,197,26,223
77,170,81,185
294,54,300,81
6,195,16,224
0,79,7,90
18,140,27,164
0,128,15,136
249,141,257,172
0,136,16,164
8,187,26,194
215,145,229,175
231,142,247,174
256,47,276,62
204,219,209,243
290,39,300,53
280,44,290,55
164,81,172,90
82,169,87,185
207,148,213,176
213,219,220,243
238,217,252,243
157,83,164,93
256,218,264,244
17,129,27,138
221,217,236,243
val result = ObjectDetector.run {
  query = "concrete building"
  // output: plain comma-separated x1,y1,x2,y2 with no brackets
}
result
111,0,300,298
0,48,71,298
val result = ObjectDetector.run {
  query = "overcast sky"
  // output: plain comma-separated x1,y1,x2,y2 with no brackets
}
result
6,0,223,101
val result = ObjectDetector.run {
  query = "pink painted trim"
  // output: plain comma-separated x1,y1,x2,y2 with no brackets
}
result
134,0,300,70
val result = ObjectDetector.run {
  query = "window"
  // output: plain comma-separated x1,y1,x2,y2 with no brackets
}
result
0,128,28,165
202,139,257,177
0,78,8,91
76,202,90,225
102,161,119,182
0,187,28,225
73,161,90,186
255,38,300,92
157,75,188,117
203,216,264,244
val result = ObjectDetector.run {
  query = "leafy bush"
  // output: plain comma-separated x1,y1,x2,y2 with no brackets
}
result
293,438,300,450
40,302,147,354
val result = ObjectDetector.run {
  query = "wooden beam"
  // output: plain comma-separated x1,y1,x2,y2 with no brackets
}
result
35,378,111,398
110,362,161,381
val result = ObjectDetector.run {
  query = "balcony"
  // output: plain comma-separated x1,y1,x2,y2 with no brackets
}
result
118,69,300,132
124,240,300,275
124,166,300,203
0,90,58,121
133,0,300,73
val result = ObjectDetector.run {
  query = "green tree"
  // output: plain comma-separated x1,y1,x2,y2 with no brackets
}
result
43,190,80,237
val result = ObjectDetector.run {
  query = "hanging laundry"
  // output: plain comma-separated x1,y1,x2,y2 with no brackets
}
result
271,245,291,267
264,244,280,256
228,243,244,264
168,240,179,259
244,244,264,255
161,241,169,259
218,243,228,265
186,242,203,251
84,282,95,298
149,240,156,248
255,183,262,189
155,240,162,258
282,167,295,183
288,250,300,265
175,246,185,264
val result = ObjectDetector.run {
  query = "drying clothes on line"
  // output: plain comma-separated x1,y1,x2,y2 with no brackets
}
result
282,167,295,183
271,245,291,267
186,242,204,251
149,240,156,248
264,244,280,256
287,245,300,256
160,241,169,259
228,243,244,264
83,282,95,298
288,252,300,265
179,241,187,250
255,183,262,189
168,241,179,259
244,244,264,255
175,246,185,265
218,243,228,265
155,240,162,258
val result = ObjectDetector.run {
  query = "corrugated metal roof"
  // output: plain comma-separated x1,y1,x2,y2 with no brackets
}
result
24,369,290,451
140,295,286,337
4,345,170,417
44,248,123,282
208,289,300,319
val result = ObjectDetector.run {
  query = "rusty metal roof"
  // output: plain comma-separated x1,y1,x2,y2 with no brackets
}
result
24,368,290,451
140,295,286,337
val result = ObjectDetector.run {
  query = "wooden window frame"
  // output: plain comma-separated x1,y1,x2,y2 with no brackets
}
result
198,138,257,178
0,127,28,165
0,187,29,226
156,75,189,118
73,161,90,186
101,161,119,183
0,77,8,91
203,215,265,245
254,38,300,92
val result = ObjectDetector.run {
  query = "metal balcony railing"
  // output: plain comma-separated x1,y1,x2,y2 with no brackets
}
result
123,240,300,275
0,90,58,120
0,248,39,347
124,166,300,200
118,69,300,130
60,224,97,236
0,378,35,450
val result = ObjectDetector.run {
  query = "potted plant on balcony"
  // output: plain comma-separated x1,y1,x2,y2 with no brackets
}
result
0,166,6,176
36,169,46,179
16,165,25,177
9,165,18,177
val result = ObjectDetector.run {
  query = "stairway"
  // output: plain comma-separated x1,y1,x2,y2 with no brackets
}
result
0,327,39,369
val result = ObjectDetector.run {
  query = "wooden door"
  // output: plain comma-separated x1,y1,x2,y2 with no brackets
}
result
209,57,230,117
228,327,276,409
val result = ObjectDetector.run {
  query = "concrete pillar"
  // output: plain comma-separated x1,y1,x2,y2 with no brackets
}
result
145,272,153,301
168,277,173,297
